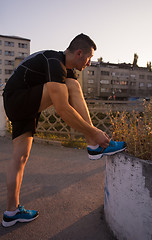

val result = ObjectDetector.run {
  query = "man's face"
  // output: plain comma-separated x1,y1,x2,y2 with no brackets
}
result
76,48,94,71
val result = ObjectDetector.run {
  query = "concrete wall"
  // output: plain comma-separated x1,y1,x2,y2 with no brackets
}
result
0,86,6,136
104,153,152,240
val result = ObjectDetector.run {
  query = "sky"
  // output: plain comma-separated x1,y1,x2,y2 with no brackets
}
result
0,0,152,67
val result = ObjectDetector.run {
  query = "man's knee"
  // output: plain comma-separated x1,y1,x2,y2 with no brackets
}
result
66,78,81,94
12,132,33,169
13,151,29,169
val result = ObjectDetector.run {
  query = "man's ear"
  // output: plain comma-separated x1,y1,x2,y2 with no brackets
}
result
75,49,83,58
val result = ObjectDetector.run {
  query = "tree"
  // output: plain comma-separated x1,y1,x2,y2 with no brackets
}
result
147,61,152,71
133,53,138,67
97,57,103,64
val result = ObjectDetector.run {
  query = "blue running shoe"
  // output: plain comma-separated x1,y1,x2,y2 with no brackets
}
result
87,145,105,160
2,205,39,227
87,140,127,160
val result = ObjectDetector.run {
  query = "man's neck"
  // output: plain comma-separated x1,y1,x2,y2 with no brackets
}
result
64,49,75,69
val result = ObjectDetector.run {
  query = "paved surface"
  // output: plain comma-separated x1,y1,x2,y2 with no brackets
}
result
0,136,114,240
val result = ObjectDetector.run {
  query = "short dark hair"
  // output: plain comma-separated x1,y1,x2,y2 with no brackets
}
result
67,33,97,53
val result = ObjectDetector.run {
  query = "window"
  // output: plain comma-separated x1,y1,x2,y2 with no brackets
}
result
5,69,13,74
18,43,28,49
111,80,119,85
18,52,28,57
115,72,120,76
130,89,136,94
112,80,128,85
131,74,136,79
139,75,145,79
0,69,2,74
121,89,128,93
101,88,110,92
88,79,94,83
5,78,8,83
88,87,94,93
0,50,2,55
100,80,109,84
0,59,2,64
101,71,109,76
112,72,129,78
113,88,128,93
147,83,152,88
87,70,94,76
5,60,14,66
0,40,1,45
147,75,152,80
5,41,14,47
124,73,129,78
120,81,128,85
139,82,144,88
5,51,14,56
130,82,136,86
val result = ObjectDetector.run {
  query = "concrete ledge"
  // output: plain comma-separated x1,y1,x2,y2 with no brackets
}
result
104,153,152,240
34,136,62,146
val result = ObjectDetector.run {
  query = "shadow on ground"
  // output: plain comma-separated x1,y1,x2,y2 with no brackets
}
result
50,206,115,240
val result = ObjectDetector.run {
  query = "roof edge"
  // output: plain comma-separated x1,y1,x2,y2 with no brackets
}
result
0,34,30,41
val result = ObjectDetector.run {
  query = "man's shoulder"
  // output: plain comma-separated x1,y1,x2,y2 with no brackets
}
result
43,50,65,63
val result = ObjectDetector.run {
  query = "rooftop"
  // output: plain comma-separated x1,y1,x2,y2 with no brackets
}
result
91,61,151,72
0,34,30,41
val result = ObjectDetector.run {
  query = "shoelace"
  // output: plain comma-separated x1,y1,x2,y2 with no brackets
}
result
18,205,29,213
109,140,116,147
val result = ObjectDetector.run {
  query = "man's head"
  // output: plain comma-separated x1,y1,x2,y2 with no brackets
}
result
67,33,97,54
66,33,97,71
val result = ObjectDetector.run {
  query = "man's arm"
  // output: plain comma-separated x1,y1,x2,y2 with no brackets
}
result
46,82,110,148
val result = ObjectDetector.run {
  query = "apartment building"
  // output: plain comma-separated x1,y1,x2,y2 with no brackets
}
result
82,62,152,100
0,35,30,85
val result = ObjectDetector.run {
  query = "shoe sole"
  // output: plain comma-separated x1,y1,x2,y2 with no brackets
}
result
103,146,126,156
88,146,126,160
2,214,39,227
88,153,104,160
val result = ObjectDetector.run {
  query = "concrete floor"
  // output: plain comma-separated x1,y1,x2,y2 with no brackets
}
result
0,136,115,240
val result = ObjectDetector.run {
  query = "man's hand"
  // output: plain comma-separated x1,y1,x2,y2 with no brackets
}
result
86,127,110,148
94,129,110,148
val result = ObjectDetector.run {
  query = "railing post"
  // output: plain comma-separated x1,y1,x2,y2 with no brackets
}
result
0,86,7,136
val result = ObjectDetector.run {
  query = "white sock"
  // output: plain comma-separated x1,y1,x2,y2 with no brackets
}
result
87,144,99,149
4,209,20,216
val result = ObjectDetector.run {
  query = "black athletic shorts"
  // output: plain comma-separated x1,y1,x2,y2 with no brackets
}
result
3,50,77,139
3,84,43,139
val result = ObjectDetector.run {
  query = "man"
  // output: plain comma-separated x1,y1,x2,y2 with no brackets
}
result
2,33,126,227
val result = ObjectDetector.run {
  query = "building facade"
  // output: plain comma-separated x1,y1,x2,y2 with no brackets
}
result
0,35,30,85
82,61,152,100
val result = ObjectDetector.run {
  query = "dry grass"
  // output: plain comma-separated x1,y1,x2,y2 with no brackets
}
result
6,100,152,160
109,99,152,160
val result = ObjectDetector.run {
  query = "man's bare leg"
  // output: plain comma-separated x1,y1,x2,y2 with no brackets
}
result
38,81,95,145
38,81,109,146
65,79,110,144
39,80,92,126
65,78,93,127
7,132,33,211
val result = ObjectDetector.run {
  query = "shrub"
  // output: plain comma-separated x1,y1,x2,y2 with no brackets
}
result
109,99,152,160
